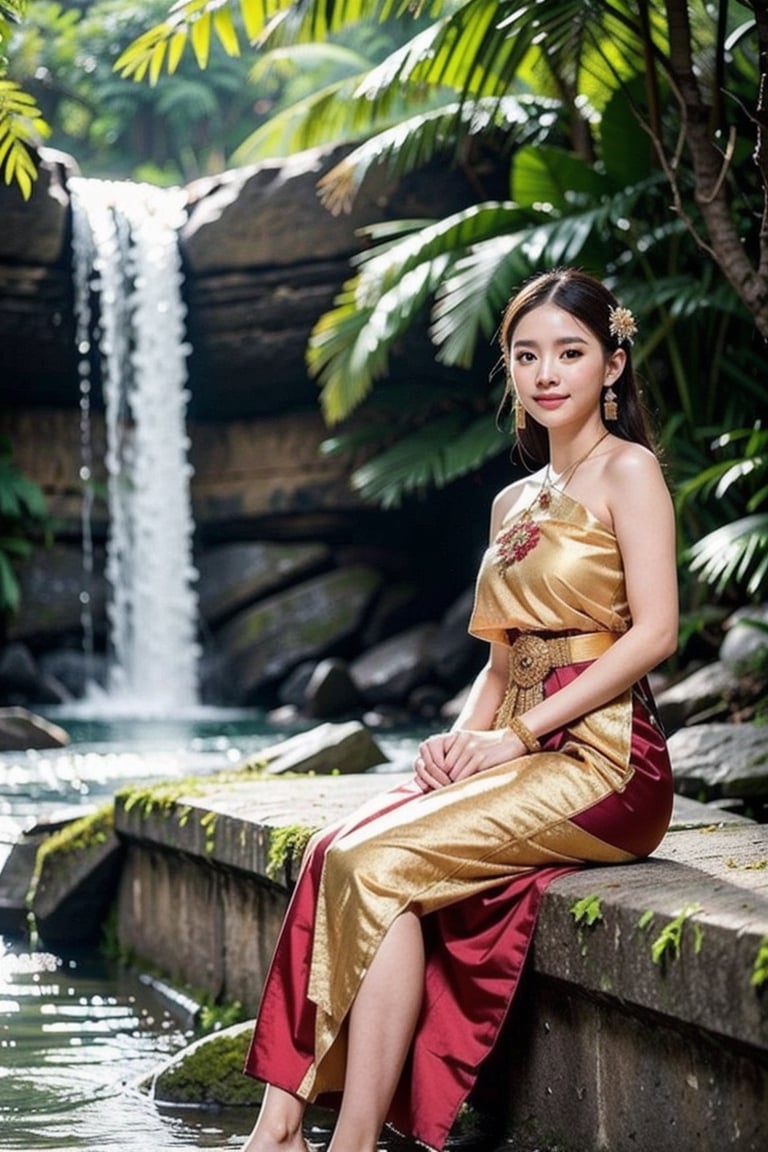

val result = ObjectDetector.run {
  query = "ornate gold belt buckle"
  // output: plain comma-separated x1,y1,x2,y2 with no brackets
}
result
509,634,552,689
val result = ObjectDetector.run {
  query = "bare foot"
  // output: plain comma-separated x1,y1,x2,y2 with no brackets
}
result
240,1131,310,1152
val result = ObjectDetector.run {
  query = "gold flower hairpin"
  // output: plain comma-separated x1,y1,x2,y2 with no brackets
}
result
608,305,637,345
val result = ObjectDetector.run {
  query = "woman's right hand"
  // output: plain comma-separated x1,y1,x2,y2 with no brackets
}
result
413,733,455,791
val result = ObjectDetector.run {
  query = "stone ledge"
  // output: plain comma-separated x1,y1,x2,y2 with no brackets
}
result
113,775,768,1151
113,776,768,1048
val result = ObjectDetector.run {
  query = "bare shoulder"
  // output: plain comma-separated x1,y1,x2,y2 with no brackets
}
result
603,440,673,526
603,440,667,490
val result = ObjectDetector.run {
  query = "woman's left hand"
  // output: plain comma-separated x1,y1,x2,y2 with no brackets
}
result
442,728,525,784
414,728,526,791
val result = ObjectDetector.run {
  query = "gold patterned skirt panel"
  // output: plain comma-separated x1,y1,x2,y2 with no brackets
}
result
302,742,635,1098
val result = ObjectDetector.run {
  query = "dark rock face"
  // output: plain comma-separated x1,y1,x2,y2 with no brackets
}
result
0,150,79,407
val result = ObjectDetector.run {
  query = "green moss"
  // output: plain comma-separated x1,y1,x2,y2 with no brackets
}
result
31,804,115,898
117,767,270,854
152,1024,264,1108
266,823,318,880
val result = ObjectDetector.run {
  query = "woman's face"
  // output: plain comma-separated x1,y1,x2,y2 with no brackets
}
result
509,303,624,431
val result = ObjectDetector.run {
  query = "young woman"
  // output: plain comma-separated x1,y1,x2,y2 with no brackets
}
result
240,268,678,1152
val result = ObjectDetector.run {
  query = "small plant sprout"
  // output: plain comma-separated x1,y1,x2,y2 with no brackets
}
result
569,894,604,956
649,903,703,966
570,893,604,928
751,936,768,989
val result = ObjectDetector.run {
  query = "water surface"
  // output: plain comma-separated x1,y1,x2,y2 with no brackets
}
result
0,710,422,1151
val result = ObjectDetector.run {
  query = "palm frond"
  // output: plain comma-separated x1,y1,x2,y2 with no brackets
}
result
318,94,558,215
0,1,27,26
233,71,442,164
114,0,425,81
687,514,768,598
0,78,48,199
310,252,452,424
347,410,505,507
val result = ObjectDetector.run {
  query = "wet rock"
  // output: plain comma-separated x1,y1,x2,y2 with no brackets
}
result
0,705,70,750
721,603,768,669
37,649,108,697
303,658,363,719
432,586,486,688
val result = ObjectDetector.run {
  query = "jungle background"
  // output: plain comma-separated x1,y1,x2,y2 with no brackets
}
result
0,0,767,698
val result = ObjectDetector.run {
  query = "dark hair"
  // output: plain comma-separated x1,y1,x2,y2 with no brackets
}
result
497,268,655,467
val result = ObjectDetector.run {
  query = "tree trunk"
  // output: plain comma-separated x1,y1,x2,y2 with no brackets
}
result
664,0,768,337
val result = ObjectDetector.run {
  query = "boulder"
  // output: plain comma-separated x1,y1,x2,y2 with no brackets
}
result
432,585,486,688
149,1020,262,1108
208,565,382,704
253,719,387,776
350,622,439,704
0,645,70,708
655,661,744,731
181,146,478,419
668,722,768,817
196,540,331,626
0,706,69,750
303,658,363,719
721,604,768,669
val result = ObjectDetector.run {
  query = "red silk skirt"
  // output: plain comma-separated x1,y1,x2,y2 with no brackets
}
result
245,669,673,1151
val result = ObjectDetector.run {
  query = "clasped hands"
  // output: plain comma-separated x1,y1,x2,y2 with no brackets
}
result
413,726,527,792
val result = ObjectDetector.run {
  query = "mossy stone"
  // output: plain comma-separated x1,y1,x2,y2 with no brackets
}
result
151,1021,263,1108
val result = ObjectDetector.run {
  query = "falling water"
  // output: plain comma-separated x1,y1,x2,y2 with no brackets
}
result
70,179,199,713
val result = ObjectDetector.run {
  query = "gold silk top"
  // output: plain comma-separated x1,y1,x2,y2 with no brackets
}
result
469,480,630,646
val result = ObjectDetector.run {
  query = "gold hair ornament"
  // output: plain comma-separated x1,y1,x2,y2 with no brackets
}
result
608,305,637,345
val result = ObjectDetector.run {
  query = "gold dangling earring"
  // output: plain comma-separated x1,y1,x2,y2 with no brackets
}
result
514,394,527,430
603,385,618,421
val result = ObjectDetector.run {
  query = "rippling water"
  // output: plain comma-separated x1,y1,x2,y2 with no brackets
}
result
0,710,423,1151
0,712,284,1151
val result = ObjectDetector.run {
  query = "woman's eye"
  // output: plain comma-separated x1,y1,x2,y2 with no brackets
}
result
563,348,582,359
514,351,534,363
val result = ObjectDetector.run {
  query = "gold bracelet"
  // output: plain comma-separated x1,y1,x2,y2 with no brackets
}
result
507,715,541,753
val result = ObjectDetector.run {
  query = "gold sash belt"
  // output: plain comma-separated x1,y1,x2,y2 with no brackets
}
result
495,631,620,725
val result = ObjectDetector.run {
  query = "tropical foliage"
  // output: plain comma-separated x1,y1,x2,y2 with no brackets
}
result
0,0,48,197
0,435,48,619
115,2,768,611
9,2,768,611
7,0,269,181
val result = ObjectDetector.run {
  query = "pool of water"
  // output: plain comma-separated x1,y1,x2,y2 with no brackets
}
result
0,708,424,1151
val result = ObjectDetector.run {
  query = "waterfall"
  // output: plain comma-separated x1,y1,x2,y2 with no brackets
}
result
70,179,200,713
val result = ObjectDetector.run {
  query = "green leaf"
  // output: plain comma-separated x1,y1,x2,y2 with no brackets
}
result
0,550,20,615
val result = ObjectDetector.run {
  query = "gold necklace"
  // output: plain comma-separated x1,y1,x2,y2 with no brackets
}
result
495,430,609,569
538,429,610,510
